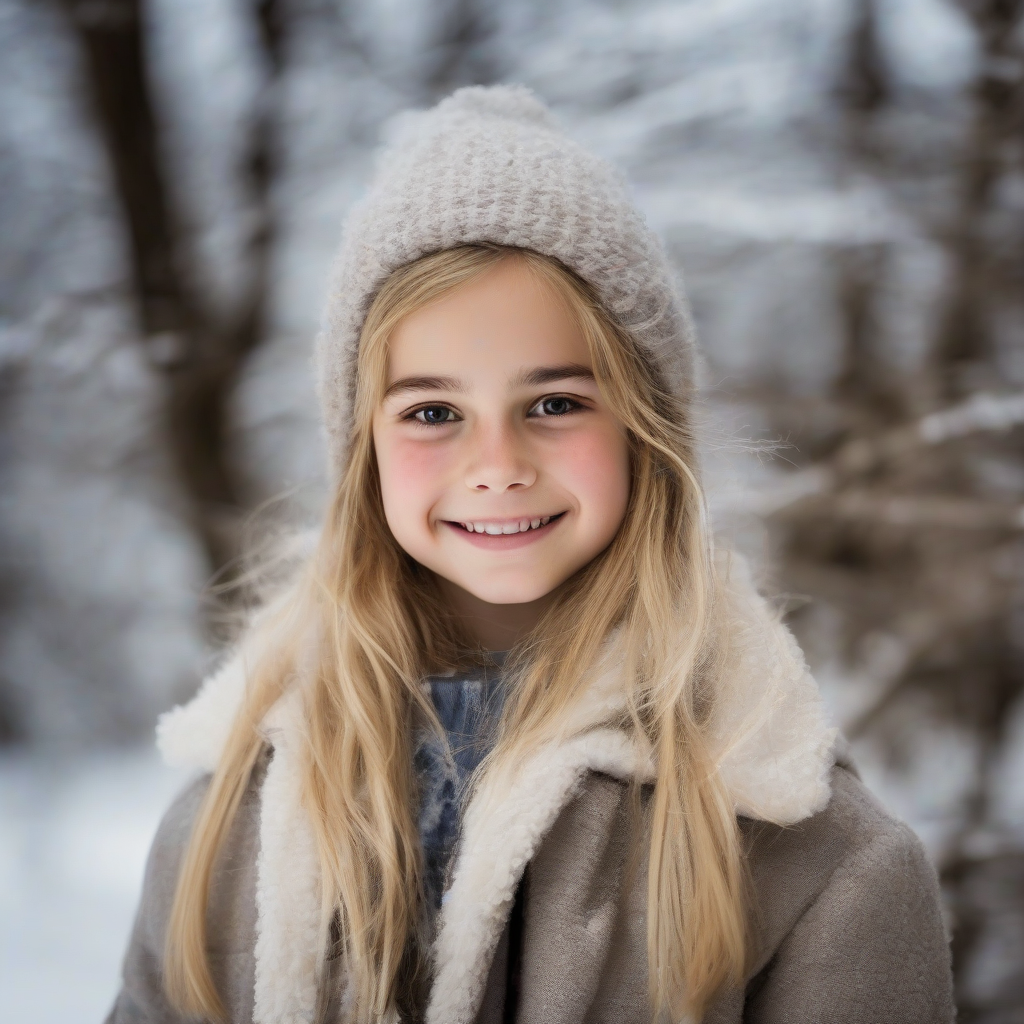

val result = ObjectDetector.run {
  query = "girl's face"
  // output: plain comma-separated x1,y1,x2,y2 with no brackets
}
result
372,259,631,615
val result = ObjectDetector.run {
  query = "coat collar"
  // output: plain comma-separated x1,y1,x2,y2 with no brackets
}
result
157,553,837,1024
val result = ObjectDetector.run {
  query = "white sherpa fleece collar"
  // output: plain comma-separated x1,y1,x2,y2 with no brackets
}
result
157,555,836,1024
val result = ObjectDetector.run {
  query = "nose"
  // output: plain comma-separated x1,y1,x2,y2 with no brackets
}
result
464,419,537,493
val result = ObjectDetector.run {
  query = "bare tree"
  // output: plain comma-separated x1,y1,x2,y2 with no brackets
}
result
55,0,290,579
935,0,1024,399
0,337,27,742
753,1,1024,1016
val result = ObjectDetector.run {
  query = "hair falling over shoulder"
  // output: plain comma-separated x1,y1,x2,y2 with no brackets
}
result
163,244,747,1023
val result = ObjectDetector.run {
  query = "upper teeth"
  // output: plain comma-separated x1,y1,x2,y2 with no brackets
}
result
461,516,552,535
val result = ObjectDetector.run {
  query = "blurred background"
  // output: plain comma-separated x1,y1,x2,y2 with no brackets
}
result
0,0,1022,1019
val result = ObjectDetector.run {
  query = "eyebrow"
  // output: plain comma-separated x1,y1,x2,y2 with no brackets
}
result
382,375,466,399
511,363,595,388
382,363,595,400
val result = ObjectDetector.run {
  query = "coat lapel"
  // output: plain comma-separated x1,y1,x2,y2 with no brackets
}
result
252,688,323,1024
425,728,654,1024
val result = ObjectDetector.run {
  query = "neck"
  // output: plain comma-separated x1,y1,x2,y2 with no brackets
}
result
436,577,554,651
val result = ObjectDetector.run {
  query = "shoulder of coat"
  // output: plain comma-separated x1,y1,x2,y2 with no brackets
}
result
739,764,937,968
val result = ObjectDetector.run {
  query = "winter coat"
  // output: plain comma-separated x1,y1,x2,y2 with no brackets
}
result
106,564,954,1024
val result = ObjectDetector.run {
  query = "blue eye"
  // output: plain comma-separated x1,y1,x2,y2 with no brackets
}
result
413,405,457,424
534,396,578,416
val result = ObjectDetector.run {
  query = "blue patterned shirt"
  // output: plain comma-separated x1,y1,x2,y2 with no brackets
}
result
414,656,506,920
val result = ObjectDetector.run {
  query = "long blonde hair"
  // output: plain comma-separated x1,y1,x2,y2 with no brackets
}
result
164,244,746,1022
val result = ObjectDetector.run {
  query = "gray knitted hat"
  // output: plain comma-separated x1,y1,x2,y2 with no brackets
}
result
315,85,696,477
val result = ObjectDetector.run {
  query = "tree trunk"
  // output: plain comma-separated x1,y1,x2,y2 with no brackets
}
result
57,0,285,579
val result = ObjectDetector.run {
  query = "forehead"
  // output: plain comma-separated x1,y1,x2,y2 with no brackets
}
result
386,260,590,381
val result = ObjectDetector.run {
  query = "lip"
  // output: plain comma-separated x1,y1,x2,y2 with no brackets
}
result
441,512,566,549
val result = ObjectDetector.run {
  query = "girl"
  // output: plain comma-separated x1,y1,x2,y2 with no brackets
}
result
108,87,953,1024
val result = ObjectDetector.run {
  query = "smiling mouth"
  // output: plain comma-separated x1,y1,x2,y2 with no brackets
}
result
447,512,566,535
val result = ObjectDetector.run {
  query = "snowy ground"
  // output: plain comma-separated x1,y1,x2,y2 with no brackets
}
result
0,748,192,1023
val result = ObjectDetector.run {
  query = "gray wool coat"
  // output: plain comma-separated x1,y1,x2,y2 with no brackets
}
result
107,564,955,1024
107,757,954,1024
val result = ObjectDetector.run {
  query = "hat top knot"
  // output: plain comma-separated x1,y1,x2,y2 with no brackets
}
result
434,84,560,128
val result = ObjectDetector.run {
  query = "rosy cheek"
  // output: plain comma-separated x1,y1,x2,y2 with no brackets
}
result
551,426,629,506
377,434,456,521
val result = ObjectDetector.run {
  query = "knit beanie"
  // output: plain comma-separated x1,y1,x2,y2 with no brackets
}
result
315,84,696,478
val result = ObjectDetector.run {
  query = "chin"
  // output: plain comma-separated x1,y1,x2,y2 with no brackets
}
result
463,576,559,607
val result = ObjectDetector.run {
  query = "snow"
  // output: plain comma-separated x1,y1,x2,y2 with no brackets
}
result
0,747,192,1023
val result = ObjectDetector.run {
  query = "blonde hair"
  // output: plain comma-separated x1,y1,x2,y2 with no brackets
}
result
164,244,746,1022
